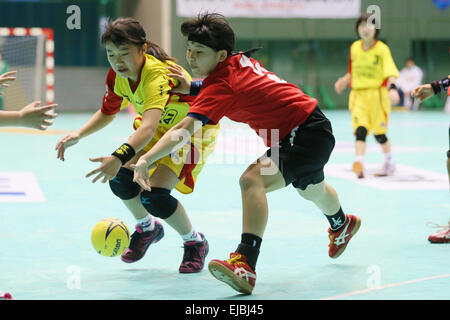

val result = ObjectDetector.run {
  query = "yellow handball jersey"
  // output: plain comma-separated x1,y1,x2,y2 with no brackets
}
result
101,54,194,117
348,40,399,89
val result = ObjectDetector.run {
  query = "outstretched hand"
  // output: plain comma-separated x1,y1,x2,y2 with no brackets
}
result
0,71,17,94
85,156,122,183
130,158,155,191
411,84,434,102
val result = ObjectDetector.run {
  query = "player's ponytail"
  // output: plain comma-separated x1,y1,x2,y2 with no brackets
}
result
145,39,176,63
101,17,175,63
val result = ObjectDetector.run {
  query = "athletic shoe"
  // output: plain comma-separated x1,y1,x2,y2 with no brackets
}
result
0,292,12,300
179,233,209,273
121,220,164,263
374,161,396,177
427,221,450,243
208,253,256,295
352,161,364,178
328,214,361,259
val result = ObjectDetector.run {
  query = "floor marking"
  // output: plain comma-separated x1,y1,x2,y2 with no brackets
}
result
319,273,450,300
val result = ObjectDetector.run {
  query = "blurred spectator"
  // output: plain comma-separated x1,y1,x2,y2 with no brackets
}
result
396,57,423,110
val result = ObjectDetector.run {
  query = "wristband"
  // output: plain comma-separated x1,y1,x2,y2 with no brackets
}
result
189,80,203,96
431,77,450,94
112,143,136,165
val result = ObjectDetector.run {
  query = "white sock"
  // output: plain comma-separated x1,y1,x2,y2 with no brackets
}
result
136,214,155,232
181,229,203,243
355,155,364,163
384,152,393,164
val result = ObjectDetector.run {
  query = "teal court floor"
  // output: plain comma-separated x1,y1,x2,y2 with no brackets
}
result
0,109,449,300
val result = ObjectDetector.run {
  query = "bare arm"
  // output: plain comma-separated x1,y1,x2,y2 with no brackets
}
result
56,109,115,161
334,73,352,94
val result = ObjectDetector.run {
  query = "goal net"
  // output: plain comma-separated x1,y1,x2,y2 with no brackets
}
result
0,28,54,110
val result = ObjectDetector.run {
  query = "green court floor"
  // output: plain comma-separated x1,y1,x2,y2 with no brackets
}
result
0,109,449,300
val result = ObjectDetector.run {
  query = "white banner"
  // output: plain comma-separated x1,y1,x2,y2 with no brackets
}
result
176,0,361,18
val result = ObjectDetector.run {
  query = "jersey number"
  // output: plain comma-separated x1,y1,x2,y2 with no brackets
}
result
239,55,287,84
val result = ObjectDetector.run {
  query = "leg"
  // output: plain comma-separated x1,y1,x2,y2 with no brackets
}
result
297,181,361,259
296,181,341,217
208,156,285,295
374,134,395,176
353,126,368,178
239,156,286,238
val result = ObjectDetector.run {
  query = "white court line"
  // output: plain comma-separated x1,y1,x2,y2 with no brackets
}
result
319,273,450,300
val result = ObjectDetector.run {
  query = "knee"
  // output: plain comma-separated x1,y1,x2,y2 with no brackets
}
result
140,188,178,219
374,134,388,144
109,167,141,200
239,168,262,191
355,126,368,142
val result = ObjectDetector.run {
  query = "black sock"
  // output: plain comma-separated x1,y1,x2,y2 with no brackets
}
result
325,207,346,231
235,233,262,271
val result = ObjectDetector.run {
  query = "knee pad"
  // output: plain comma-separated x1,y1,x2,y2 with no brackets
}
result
374,134,388,144
355,126,368,142
140,188,178,219
109,167,141,200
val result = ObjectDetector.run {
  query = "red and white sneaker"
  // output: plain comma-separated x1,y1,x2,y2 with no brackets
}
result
328,214,361,259
0,291,12,300
427,221,450,243
208,253,256,295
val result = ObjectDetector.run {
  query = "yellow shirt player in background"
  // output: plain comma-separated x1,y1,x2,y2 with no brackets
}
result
335,13,400,178
55,18,219,273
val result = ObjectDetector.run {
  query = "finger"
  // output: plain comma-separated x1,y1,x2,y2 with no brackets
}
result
85,168,102,178
1,71,17,77
42,112,58,119
89,157,105,163
129,164,137,170
57,147,65,161
38,125,48,131
38,104,58,113
91,173,104,183
101,175,111,183
42,119,54,127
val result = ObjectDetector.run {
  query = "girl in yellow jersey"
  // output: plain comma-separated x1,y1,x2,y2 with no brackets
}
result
335,13,400,178
55,18,219,273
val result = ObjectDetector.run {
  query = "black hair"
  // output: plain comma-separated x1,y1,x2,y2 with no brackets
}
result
181,13,235,56
101,17,175,62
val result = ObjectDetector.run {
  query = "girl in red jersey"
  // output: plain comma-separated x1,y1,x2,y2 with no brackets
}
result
132,13,361,294
55,18,219,273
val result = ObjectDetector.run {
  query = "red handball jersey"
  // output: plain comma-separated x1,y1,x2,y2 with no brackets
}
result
188,54,318,147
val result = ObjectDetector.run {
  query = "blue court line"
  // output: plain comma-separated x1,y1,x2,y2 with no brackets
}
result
0,192,26,196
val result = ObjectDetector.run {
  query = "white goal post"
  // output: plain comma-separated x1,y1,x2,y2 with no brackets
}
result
0,27,54,109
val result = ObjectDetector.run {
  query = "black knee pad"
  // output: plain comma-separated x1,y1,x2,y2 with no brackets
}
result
374,134,388,144
140,188,178,219
355,126,368,142
109,167,141,200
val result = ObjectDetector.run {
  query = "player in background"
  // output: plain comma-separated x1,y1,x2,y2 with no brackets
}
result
0,71,57,130
411,75,450,243
55,18,219,273
131,13,361,294
335,13,400,178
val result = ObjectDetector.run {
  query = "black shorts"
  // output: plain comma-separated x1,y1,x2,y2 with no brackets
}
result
266,106,335,190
